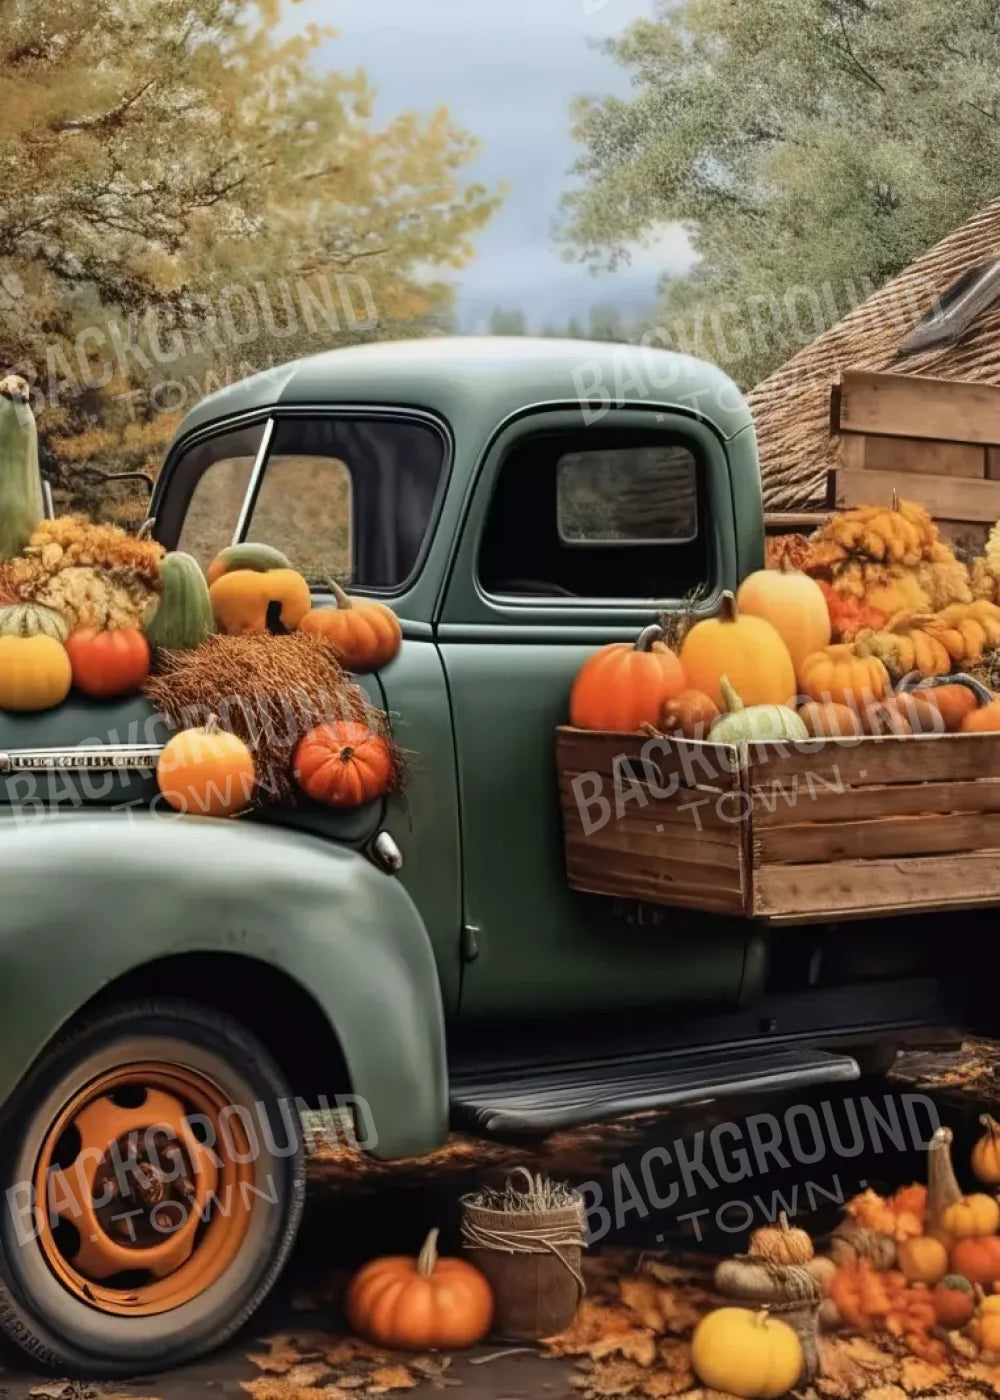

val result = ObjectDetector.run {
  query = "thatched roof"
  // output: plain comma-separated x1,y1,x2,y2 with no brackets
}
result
749,199,1000,512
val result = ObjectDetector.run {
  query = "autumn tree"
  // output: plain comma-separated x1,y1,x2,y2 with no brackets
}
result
0,0,498,517
561,0,1000,387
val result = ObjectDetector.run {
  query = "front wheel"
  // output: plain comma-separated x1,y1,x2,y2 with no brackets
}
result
0,999,305,1375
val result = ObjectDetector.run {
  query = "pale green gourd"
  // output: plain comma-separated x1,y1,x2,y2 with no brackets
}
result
0,377,42,560
709,675,808,743
0,603,69,642
206,542,292,583
144,552,216,650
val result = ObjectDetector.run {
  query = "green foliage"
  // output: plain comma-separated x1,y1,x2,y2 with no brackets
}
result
561,0,1000,386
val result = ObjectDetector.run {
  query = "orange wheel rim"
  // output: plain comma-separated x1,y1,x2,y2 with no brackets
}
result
33,1063,257,1317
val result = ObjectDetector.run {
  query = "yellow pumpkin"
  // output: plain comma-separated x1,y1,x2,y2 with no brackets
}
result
0,634,72,712
973,1114,1000,1185
972,1307,1000,1352
691,1307,802,1398
897,1234,949,1284
942,1192,1000,1239
209,567,311,635
679,591,796,710
737,559,831,678
798,644,890,709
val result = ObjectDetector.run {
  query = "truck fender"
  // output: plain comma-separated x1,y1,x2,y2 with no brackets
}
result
0,814,448,1160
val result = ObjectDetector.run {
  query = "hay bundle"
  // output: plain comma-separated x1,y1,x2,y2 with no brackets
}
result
144,633,400,801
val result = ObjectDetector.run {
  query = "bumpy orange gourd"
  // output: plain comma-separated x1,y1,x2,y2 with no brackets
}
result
798,644,890,709
570,624,685,731
897,1235,948,1284
748,1212,814,1265
797,700,862,738
737,558,831,678
690,1307,802,1397
299,581,402,673
932,1275,975,1327
942,1193,1000,1238
659,687,720,738
209,567,311,635
0,634,72,712
972,1114,1000,1184
346,1227,493,1350
680,591,795,709
293,721,393,808
65,625,150,699
156,716,256,817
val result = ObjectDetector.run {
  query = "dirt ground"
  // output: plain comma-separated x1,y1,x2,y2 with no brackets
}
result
0,1039,990,1400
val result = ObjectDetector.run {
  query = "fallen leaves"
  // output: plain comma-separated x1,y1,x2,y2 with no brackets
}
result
244,1334,425,1399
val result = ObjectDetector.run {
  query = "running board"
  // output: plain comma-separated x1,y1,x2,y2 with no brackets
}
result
450,1045,860,1137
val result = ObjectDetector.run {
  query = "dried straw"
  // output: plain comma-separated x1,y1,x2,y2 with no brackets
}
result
144,632,401,801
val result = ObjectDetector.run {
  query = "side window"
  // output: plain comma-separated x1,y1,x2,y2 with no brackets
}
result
246,416,446,589
170,423,268,570
479,432,708,600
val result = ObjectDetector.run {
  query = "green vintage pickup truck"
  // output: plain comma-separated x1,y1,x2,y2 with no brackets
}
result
0,339,965,1372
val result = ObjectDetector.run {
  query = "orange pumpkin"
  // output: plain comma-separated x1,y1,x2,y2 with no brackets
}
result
346,1227,493,1350
931,1275,975,1328
899,674,992,732
950,1234,1000,1286
659,688,719,738
65,625,150,699
156,716,256,817
679,591,795,709
299,581,402,673
570,624,685,732
209,567,311,635
962,699,1000,733
797,700,862,738
897,1235,948,1285
737,558,831,678
973,1114,1000,1184
798,644,890,709
293,720,394,808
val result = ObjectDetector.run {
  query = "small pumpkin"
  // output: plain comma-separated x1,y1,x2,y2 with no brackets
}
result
690,1306,803,1398
570,623,685,732
961,699,1000,733
659,687,719,738
709,676,808,744
972,1114,1000,1184
299,581,402,673
797,700,862,738
0,634,71,712
293,720,394,808
931,1274,975,1327
799,644,890,709
973,1300,1000,1352
345,1227,493,1350
144,552,215,650
680,590,796,709
897,1234,948,1285
0,602,69,642
205,541,292,585
897,671,993,731
65,625,150,699
887,690,945,734
156,715,256,818
737,558,831,678
859,697,912,736
748,1211,814,1265
209,567,312,635
942,1193,1000,1239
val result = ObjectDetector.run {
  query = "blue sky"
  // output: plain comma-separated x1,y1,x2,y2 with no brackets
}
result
291,0,696,330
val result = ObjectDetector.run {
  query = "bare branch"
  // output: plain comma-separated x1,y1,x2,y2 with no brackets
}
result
832,12,886,93
51,80,157,134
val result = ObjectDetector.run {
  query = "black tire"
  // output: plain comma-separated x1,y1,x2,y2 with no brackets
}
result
850,1041,900,1078
0,998,305,1376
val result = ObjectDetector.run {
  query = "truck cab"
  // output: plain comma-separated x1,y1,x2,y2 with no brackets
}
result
0,338,960,1374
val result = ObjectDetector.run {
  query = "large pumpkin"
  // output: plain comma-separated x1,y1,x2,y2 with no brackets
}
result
145,552,215,650
209,567,311,635
679,591,795,709
737,559,831,678
0,375,43,560
0,634,71,712
690,1307,802,1398
156,716,256,817
293,720,393,808
346,1227,493,1351
65,626,150,699
299,581,402,673
570,623,685,731
798,644,890,709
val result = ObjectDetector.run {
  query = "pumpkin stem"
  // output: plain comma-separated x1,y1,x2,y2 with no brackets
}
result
718,675,744,714
136,517,157,541
777,1211,791,1232
204,714,220,736
718,590,738,624
891,488,900,513
755,1306,770,1326
417,1227,440,1277
328,579,355,612
340,745,355,761
982,1113,1000,1139
634,623,666,653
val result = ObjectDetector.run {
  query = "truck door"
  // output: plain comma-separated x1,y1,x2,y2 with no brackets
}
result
438,407,756,1019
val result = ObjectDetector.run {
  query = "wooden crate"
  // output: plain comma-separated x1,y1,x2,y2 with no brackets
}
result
556,726,1000,924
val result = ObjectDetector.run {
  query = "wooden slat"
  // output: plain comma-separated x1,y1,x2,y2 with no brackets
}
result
746,732,1000,789
764,511,832,531
753,851,1000,920
754,811,1000,865
837,370,1000,446
835,466,1000,522
566,850,747,916
559,780,743,841
854,434,985,479
556,727,743,793
753,775,1000,825
988,448,1000,482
